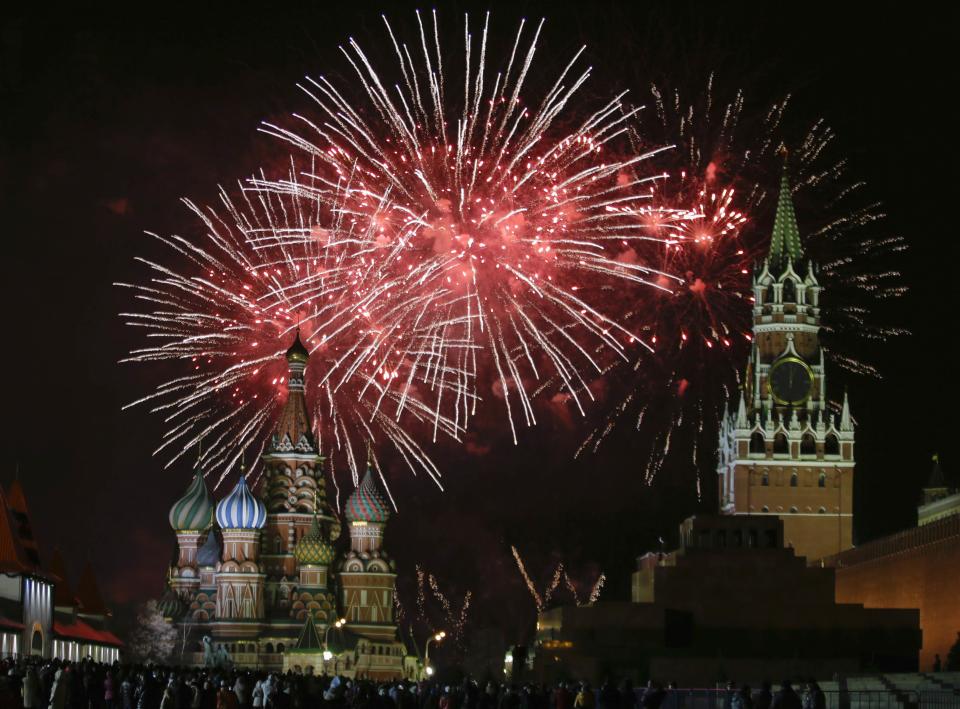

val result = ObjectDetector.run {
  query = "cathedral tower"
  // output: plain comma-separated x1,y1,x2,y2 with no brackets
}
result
339,467,397,641
259,332,340,584
214,475,267,623
168,470,214,598
717,162,855,561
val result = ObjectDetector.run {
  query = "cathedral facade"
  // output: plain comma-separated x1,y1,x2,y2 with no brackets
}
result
716,164,855,562
163,334,413,679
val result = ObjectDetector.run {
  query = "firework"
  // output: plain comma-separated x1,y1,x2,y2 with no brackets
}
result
121,11,682,489
254,11,679,443
511,546,604,610
579,77,908,491
118,180,464,493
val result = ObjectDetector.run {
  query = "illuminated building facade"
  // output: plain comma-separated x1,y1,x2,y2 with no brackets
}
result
0,481,122,661
717,165,854,561
164,333,413,677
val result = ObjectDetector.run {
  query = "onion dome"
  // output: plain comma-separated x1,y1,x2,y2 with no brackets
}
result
157,588,185,620
294,515,336,567
344,469,390,524
196,530,221,567
286,328,310,363
169,471,214,532
215,476,267,530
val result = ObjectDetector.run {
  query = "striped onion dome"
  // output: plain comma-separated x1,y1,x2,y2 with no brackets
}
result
169,471,214,532
157,588,185,620
215,476,267,530
294,515,335,567
344,469,390,524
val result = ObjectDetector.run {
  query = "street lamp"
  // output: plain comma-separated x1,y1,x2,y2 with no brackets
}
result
323,618,346,668
424,631,446,678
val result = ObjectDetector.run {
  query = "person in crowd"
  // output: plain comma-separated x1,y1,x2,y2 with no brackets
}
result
771,681,801,709
753,682,772,709
573,683,593,709
23,665,42,709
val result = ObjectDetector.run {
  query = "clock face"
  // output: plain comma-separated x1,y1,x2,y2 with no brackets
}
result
769,357,814,405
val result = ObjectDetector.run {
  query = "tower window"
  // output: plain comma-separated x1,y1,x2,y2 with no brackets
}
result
765,284,775,304
818,472,827,488
790,472,799,487
773,433,788,455
825,434,840,456
761,472,769,487
801,433,816,456
750,432,766,454
782,279,796,302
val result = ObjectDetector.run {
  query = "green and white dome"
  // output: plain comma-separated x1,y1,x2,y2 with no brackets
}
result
169,471,214,532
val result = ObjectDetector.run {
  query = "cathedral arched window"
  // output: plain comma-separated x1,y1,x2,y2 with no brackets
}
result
750,432,766,454
265,643,274,654
801,433,816,456
790,472,799,487
818,472,827,488
276,643,285,653
782,279,796,302
825,433,840,456
765,284,775,304
773,433,788,455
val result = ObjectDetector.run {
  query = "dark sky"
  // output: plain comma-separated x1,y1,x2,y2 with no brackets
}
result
1,1,955,646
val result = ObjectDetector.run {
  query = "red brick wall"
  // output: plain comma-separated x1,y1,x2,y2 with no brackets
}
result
827,514,960,670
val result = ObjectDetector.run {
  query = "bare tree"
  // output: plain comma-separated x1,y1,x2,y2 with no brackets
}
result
128,600,177,664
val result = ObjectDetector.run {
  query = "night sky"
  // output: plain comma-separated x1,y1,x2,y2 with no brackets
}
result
1,2,955,648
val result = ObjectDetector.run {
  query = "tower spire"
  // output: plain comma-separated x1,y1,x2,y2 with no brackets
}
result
767,151,804,271
269,329,316,454
840,389,853,431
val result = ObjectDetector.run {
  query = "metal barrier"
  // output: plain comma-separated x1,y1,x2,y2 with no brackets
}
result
632,689,960,709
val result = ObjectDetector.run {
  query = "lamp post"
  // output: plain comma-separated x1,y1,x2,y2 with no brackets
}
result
323,618,346,670
423,631,446,678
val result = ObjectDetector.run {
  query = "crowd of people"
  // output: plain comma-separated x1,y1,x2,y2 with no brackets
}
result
0,656,828,709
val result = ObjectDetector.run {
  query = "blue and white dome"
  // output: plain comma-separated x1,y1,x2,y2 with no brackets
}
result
215,476,267,530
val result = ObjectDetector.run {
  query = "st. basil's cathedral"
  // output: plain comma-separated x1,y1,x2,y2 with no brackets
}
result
159,334,415,679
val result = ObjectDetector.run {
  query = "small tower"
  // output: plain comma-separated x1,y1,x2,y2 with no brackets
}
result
291,507,338,625
917,455,959,526
214,475,267,621
339,466,397,640
168,470,214,599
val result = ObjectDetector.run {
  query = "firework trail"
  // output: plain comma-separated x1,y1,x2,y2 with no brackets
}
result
587,573,606,604
511,545,544,611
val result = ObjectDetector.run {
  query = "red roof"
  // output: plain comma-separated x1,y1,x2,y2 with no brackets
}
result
75,562,110,617
0,617,25,631
53,619,123,647
0,487,29,571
